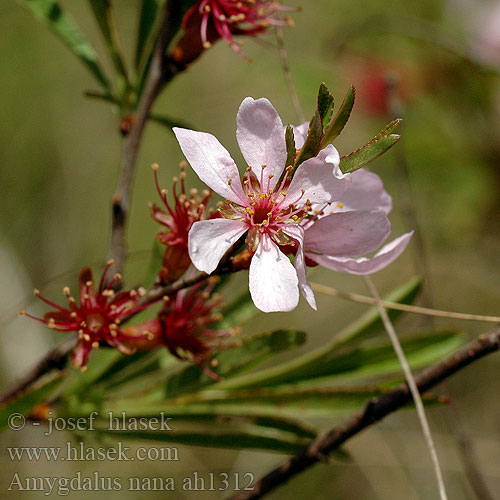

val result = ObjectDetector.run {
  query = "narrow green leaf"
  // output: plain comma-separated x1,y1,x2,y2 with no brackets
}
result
135,0,161,71
169,384,448,418
317,82,334,128
96,425,311,454
293,110,323,168
214,290,258,330
285,125,296,168
149,113,195,131
340,135,401,174
0,375,63,431
216,277,421,389
88,0,129,86
164,330,307,397
320,85,355,147
18,0,110,90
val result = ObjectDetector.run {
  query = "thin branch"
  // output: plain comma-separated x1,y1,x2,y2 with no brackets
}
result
108,0,180,274
228,325,500,500
363,276,448,500
0,335,76,405
310,282,500,323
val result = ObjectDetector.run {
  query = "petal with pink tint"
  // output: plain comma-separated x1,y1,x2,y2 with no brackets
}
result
287,144,350,204
173,127,246,204
291,121,309,149
249,234,299,312
305,209,391,257
188,219,248,274
283,225,316,310
336,169,392,214
236,97,287,189
307,232,413,275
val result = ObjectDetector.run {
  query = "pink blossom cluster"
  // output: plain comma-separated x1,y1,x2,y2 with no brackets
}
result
174,97,412,312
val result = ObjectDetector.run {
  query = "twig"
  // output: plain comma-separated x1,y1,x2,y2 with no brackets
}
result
228,325,500,500
108,0,180,274
310,282,500,323
363,276,448,500
0,336,76,405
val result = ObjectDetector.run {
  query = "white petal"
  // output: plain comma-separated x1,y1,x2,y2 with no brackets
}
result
236,97,287,190
249,234,299,312
287,144,350,205
307,232,413,275
336,169,392,214
173,127,246,204
291,122,309,149
188,219,248,274
283,225,317,310
305,210,391,257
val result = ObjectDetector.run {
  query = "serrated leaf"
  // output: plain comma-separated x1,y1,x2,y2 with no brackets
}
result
0,375,63,431
164,330,307,397
317,82,334,128
321,85,355,147
340,135,401,174
18,0,110,90
293,110,323,168
216,277,421,389
95,423,312,453
285,125,296,168
168,384,447,418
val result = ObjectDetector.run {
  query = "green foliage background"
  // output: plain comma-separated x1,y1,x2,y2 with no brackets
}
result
1,0,499,498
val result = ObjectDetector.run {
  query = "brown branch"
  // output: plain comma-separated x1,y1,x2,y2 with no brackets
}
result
108,0,181,274
0,336,77,405
228,326,500,500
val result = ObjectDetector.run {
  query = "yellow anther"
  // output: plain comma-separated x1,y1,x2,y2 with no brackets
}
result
83,294,90,300
107,259,115,266
92,341,99,349
83,334,91,342
162,296,170,302
138,287,146,297
337,202,344,208
19,310,26,316
202,41,212,49
63,286,70,295
129,290,137,297
151,163,159,171
85,280,93,287
211,359,219,367
228,179,233,185
33,289,40,296
179,160,187,169
81,366,88,373
113,273,122,281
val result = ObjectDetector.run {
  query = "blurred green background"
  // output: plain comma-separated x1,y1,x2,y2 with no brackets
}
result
1,0,500,498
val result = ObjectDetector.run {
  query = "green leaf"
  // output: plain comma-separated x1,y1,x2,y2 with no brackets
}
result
339,119,402,174
167,384,448,418
293,110,323,168
163,330,307,397
135,0,161,71
18,0,110,90
0,374,63,431
321,85,355,147
149,113,195,131
213,290,258,330
285,125,296,168
216,277,422,389
95,423,312,453
317,82,334,128
88,0,129,86
296,330,465,387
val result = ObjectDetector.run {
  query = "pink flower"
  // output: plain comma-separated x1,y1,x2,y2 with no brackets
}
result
174,97,351,312
182,0,294,58
290,125,413,273
149,163,213,283
302,168,413,274
21,262,155,370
